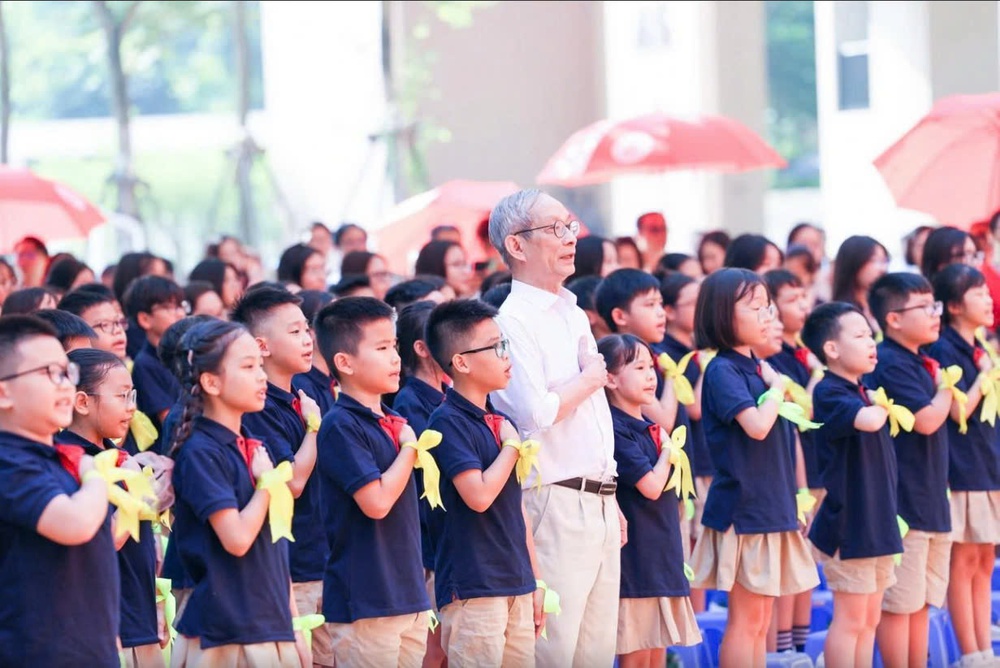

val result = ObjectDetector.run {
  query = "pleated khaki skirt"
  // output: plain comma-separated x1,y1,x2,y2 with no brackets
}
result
170,636,299,668
691,527,819,597
950,490,1000,544
616,596,702,654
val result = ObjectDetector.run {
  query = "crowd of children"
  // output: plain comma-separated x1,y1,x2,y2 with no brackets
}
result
2,206,1000,668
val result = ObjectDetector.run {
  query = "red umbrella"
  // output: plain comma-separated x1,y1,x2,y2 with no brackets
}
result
0,166,106,251
537,112,787,187
874,93,1000,228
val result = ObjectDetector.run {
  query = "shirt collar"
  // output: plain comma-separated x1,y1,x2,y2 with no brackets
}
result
718,348,760,375
942,325,977,358
335,391,395,422
509,279,577,311
192,415,242,447
140,339,159,360
442,387,493,420
266,382,296,407
781,341,799,356
55,429,118,457
402,376,445,405
305,366,331,385
0,430,58,460
609,405,653,437
882,336,922,360
823,369,865,392
659,333,692,355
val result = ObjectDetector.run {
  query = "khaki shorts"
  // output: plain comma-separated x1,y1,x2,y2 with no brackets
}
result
815,549,896,595
617,596,702,654
692,477,711,542
170,637,298,668
123,643,165,668
950,490,1000,544
440,594,535,667
326,612,428,668
292,580,332,667
882,530,951,614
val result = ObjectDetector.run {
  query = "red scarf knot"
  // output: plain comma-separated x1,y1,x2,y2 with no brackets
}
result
379,414,407,451
483,413,504,447
55,444,85,483
648,424,662,455
921,355,940,381
793,346,812,371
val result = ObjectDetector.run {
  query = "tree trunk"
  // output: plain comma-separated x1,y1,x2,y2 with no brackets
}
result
0,2,11,164
93,0,142,220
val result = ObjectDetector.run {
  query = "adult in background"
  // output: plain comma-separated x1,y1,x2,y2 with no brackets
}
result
13,236,50,288
787,222,830,301
724,234,783,275
340,250,392,301
489,188,624,667
277,243,327,293
636,212,668,272
567,235,619,283
414,240,474,298
697,230,730,276
189,258,243,312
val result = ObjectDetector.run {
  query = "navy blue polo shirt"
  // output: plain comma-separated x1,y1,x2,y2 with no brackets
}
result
808,372,901,559
867,338,951,532
158,398,183,456
133,340,182,430
243,383,325,583
768,342,822,489
318,392,429,622
0,431,119,666
701,349,798,534
293,366,338,419
427,388,534,605
172,417,294,647
927,326,1000,491
393,376,447,571
652,336,713,478
55,430,158,647
126,318,145,360
611,406,690,598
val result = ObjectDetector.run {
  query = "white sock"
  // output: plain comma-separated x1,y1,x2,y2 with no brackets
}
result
960,653,982,667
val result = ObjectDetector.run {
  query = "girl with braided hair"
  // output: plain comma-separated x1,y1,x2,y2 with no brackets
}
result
169,319,311,667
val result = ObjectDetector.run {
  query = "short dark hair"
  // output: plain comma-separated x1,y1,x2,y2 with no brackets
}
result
480,270,512,294
314,297,395,380
904,225,934,266
277,243,322,287
480,283,512,309
694,267,767,350
568,236,609,282
297,289,335,325
785,244,819,275
660,273,695,307
340,251,377,276
787,222,823,249
58,284,117,316
763,268,803,300
44,257,91,294
122,275,185,320
597,333,655,375
67,348,126,395
425,298,499,371
921,226,970,279
2,287,55,315
801,301,866,365
331,274,371,298
385,277,445,310
430,224,460,240
831,235,888,304
594,268,660,333
33,309,97,348
653,252,695,279
397,300,436,376
868,272,933,331
0,314,59,376
415,240,461,280
566,275,602,311
229,284,302,334
932,263,986,327
184,281,219,313
112,251,160,303
333,223,366,247
158,314,216,379
189,258,232,298
724,234,783,272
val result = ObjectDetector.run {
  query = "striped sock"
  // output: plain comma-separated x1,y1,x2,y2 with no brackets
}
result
793,625,811,652
777,629,794,652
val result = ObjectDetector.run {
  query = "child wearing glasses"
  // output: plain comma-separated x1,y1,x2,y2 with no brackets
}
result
313,297,431,667
866,272,954,667
926,264,999,667
59,283,130,360
55,348,165,667
123,275,188,431
424,299,546,666
689,268,818,667
0,316,117,666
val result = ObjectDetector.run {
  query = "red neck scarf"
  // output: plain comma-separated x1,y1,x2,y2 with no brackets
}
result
921,355,940,380
483,414,504,448
235,436,263,479
379,415,407,451
648,424,662,455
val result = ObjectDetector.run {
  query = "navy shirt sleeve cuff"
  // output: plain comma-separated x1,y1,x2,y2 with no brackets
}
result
344,470,382,496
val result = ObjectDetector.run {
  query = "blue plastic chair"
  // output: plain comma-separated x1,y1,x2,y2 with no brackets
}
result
811,590,834,631
927,607,956,668
804,630,827,663
765,652,812,668
669,642,713,668
816,562,828,591
696,610,728,666
992,558,1000,590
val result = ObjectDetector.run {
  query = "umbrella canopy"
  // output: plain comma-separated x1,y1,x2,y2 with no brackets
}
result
874,93,1000,228
373,180,522,274
0,166,106,251
537,112,787,187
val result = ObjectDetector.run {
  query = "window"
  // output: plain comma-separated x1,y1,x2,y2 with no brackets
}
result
834,1,870,110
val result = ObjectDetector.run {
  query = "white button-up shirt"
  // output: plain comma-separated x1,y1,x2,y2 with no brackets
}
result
491,279,616,486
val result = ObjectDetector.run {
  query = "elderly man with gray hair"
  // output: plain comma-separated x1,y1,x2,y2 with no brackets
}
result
488,189,626,667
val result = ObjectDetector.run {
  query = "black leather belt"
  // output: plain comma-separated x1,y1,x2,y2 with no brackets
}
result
553,477,617,495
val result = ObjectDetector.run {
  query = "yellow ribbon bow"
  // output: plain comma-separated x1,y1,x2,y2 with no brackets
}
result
535,579,562,640
684,497,695,521
938,365,969,433
758,388,822,432
872,387,916,437
656,351,696,406
155,577,177,664
697,348,717,372
976,327,1000,364
782,375,813,415
663,426,695,500
893,515,910,565
980,369,1000,426
402,430,445,510
503,438,544,489
796,488,817,524
256,461,295,543
293,614,326,649
427,610,440,633
89,449,158,542
130,410,159,452
684,562,695,582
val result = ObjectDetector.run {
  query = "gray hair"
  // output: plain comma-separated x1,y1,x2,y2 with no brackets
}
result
488,188,543,265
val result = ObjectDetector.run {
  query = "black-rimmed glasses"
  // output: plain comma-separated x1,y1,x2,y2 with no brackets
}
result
511,219,580,239
450,339,510,367
91,318,129,335
891,301,943,317
0,361,79,386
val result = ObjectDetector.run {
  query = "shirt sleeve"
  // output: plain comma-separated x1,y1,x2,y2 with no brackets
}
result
317,416,382,496
134,355,181,417
875,354,934,413
705,360,757,424
814,384,864,441
431,416,485,480
491,312,562,435
243,411,296,464
0,456,70,531
175,445,240,521
614,431,654,487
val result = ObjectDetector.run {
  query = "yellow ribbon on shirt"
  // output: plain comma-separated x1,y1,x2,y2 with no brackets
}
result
758,387,822,432
402,430,445,510
89,449,157,542
697,349,717,372
893,515,910,565
938,365,969,434
255,460,295,543
976,327,1000,364
980,369,1000,426
293,614,326,648
782,375,813,415
535,579,562,640
796,487,817,524
503,438,544,490
656,351,696,406
872,387,916,437
663,426,695,500
130,410,159,452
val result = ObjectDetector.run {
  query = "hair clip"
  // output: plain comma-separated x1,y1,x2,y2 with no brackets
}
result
187,350,194,366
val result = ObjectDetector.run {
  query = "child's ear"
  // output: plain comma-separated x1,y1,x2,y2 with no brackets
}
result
450,353,470,376
884,312,901,331
199,372,223,398
333,352,353,377
136,311,153,332
255,336,272,358
663,305,677,322
822,340,838,363
946,299,962,319
611,307,629,330
0,381,14,411
413,340,431,360
605,371,619,390
73,391,91,415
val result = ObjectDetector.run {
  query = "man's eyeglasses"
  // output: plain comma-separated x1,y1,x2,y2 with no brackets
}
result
152,301,191,316
450,339,510,367
91,318,129,335
891,301,943,317
511,219,580,240
0,361,79,386
87,388,138,407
